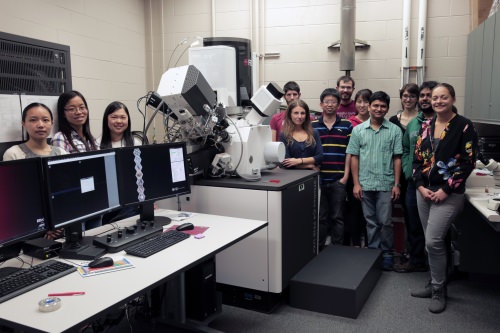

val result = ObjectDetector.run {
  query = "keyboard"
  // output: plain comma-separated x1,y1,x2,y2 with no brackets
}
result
0,260,76,304
125,230,190,258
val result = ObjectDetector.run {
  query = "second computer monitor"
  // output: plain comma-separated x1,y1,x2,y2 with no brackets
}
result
115,142,191,225
42,150,120,260
0,158,47,265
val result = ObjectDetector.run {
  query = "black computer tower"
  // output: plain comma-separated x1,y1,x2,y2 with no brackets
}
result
203,37,253,107
185,257,219,321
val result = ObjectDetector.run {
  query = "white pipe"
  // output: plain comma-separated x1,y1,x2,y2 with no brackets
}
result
211,0,216,36
252,0,260,89
416,0,427,84
401,0,411,87
260,0,265,85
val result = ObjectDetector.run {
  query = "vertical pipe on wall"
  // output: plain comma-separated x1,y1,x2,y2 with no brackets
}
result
260,0,265,85
252,0,261,89
401,0,411,87
416,0,427,86
211,0,216,37
161,0,165,71
340,0,356,74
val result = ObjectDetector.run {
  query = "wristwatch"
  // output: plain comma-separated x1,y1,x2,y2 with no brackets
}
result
394,183,401,188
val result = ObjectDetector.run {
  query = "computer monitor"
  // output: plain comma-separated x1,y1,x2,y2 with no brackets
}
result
42,150,121,260
0,158,47,274
115,142,191,225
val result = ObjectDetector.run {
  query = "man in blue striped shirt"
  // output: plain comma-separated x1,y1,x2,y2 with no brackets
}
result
346,91,402,270
312,88,352,250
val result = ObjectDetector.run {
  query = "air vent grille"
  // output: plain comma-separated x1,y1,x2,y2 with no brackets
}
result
0,32,71,95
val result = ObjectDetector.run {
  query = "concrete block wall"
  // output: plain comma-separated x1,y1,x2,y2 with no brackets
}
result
0,0,473,140
146,0,472,115
0,0,147,138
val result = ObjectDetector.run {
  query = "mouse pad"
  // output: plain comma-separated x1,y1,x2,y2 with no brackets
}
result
165,225,209,236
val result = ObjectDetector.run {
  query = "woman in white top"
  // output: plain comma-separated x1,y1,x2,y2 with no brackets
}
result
3,102,66,240
3,102,66,160
98,101,142,224
97,101,141,149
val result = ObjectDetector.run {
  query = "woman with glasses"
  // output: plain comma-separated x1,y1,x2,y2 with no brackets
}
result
51,90,100,232
389,83,420,271
390,83,419,133
51,90,98,153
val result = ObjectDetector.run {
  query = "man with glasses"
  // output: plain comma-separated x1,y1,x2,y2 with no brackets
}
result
313,88,353,249
336,76,357,119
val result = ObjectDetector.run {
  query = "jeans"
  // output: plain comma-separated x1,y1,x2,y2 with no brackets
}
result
361,191,393,252
416,191,464,287
319,180,346,247
405,182,426,265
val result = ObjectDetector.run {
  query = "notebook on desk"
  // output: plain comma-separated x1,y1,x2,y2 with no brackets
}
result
77,257,134,277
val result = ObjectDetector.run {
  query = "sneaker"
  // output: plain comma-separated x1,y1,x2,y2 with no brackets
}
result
382,255,394,271
411,280,432,298
429,286,447,314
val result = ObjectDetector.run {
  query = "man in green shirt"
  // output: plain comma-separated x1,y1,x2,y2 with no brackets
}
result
346,91,403,271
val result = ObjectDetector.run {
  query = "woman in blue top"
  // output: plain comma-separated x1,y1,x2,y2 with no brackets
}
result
280,99,323,170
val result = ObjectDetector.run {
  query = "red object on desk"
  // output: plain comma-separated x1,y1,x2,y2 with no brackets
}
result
48,292,85,297
166,225,209,236
269,179,280,183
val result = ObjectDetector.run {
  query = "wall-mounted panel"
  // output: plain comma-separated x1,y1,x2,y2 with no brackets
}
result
491,11,500,124
0,32,72,96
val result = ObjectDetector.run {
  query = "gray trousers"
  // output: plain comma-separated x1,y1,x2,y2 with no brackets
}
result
416,191,464,287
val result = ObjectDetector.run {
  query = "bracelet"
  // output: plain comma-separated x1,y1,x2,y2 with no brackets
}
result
301,158,304,165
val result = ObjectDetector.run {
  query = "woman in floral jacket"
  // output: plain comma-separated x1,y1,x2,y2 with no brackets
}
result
410,83,477,314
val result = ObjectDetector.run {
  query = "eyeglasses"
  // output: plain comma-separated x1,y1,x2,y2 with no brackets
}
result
322,100,338,105
402,94,417,100
64,105,87,113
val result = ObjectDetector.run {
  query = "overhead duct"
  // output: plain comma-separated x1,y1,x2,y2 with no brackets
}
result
340,0,356,73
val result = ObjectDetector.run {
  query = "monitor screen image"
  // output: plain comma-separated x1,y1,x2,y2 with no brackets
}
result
0,158,47,262
42,150,120,260
115,142,191,224
43,150,120,229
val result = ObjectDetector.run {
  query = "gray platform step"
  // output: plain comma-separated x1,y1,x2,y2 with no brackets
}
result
289,246,382,318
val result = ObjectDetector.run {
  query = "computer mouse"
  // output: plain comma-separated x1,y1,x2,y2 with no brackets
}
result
176,222,194,232
88,257,114,268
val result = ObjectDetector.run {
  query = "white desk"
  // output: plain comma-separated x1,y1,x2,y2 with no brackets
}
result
0,209,267,333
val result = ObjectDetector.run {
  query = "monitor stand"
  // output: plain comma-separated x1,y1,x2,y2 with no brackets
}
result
58,224,106,261
137,202,171,226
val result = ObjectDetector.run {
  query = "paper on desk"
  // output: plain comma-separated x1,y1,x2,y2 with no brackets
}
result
77,257,134,277
163,211,195,221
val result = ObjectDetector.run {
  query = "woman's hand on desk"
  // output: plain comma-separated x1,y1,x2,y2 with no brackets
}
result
281,157,302,168
44,228,64,240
